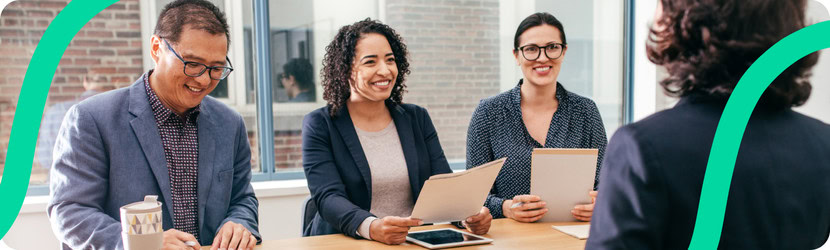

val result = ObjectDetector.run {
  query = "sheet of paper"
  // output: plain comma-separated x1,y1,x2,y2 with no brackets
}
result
410,158,506,223
552,224,590,240
531,148,598,222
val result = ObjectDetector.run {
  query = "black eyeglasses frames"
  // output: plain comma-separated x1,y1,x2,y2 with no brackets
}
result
163,39,234,80
516,43,566,61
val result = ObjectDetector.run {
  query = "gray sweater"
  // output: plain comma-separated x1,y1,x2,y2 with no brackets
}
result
354,121,413,239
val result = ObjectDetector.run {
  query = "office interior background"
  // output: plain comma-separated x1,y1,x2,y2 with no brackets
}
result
0,0,827,249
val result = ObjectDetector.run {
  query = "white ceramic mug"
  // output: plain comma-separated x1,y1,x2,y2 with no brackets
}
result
120,195,163,250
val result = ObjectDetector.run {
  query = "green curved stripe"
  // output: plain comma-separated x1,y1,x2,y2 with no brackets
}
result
0,0,117,240
689,20,830,249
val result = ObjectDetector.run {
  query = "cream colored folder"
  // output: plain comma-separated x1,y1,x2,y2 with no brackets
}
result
531,148,598,222
410,158,506,224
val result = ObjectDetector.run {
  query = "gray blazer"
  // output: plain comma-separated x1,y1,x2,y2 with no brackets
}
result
47,75,260,249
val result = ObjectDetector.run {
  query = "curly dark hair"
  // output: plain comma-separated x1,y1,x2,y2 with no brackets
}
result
647,0,818,108
321,18,410,117
155,0,230,47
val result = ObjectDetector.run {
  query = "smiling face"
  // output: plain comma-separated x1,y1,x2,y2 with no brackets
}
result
349,33,398,103
150,26,228,115
514,24,567,88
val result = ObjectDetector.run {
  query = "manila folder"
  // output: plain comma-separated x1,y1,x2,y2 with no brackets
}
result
410,158,506,224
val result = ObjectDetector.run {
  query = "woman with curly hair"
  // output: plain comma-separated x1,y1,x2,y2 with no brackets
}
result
587,0,830,249
301,18,492,244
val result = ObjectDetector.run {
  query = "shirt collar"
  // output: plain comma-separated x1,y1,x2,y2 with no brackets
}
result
509,79,569,111
143,70,201,124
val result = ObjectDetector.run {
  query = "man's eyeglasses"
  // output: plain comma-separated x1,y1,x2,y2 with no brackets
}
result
516,43,566,61
163,39,234,80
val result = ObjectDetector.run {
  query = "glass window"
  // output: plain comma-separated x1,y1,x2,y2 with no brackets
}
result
534,0,625,136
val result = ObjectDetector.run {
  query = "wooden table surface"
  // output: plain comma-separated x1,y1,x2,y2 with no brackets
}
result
203,219,588,250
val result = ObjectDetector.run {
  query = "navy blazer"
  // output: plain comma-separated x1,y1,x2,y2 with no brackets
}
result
586,95,830,249
302,103,452,237
47,75,260,249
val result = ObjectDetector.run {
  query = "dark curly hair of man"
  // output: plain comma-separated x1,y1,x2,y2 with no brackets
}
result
647,0,818,108
321,18,410,117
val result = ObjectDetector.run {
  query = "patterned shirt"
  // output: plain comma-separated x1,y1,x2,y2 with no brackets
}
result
466,80,608,218
144,71,201,239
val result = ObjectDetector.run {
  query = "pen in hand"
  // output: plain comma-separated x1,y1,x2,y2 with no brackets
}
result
511,202,524,209
185,241,197,248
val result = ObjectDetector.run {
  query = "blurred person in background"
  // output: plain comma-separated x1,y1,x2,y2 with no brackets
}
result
280,58,315,102
37,74,115,172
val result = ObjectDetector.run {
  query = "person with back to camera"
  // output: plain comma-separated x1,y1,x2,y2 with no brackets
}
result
466,12,608,223
586,0,830,248
301,18,492,245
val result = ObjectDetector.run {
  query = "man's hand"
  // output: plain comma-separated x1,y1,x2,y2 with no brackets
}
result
211,221,256,250
572,191,598,221
162,229,200,250
462,207,492,235
369,216,423,245
502,195,548,223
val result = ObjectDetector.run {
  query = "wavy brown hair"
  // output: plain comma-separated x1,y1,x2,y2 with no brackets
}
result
321,18,410,117
647,0,818,108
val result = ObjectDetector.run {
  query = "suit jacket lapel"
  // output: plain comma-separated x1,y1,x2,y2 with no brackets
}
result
332,106,374,201
389,105,421,201
127,77,175,222
196,105,217,233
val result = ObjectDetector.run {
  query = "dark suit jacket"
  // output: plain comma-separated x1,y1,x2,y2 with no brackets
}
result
48,76,260,249
586,95,830,249
301,103,452,237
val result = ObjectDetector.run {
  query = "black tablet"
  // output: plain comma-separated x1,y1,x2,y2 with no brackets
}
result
406,228,493,249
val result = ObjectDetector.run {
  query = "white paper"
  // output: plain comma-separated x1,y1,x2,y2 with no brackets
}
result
552,224,590,240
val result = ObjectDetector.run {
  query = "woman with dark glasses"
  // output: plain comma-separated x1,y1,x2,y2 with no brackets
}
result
466,12,608,223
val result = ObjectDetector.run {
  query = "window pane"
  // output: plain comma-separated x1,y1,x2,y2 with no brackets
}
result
209,78,229,98
535,0,624,136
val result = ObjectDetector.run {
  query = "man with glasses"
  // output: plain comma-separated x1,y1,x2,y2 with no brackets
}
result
48,1,259,249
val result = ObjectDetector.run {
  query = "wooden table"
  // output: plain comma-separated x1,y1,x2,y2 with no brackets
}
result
203,219,588,249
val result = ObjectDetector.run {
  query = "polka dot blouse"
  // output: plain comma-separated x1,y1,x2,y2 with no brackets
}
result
466,80,608,218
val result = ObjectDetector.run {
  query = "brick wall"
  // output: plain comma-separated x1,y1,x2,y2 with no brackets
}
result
0,0,144,183
249,130,304,173
385,0,501,161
